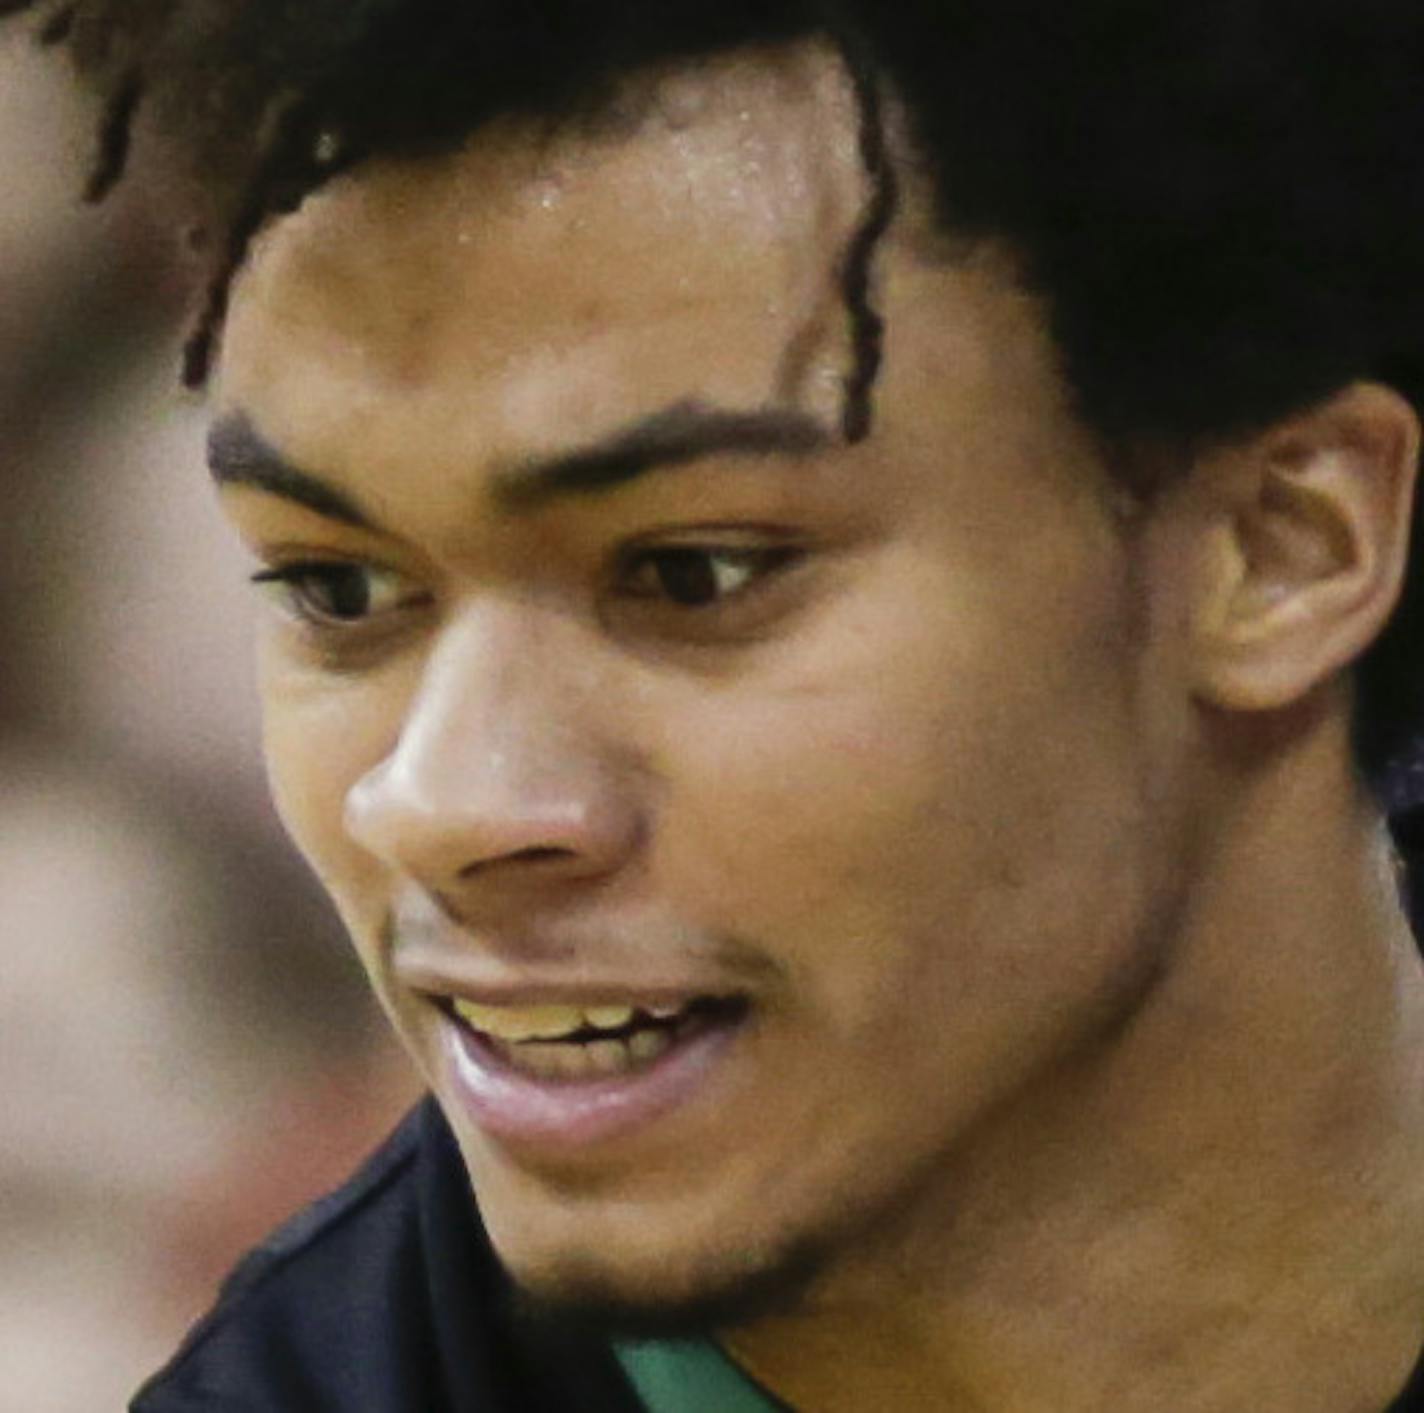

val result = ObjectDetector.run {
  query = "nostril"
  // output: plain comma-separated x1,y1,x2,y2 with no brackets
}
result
459,845,577,877
513,846,577,865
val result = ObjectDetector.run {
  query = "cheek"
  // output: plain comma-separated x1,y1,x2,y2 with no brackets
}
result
257,643,402,934
656,550,1155,1032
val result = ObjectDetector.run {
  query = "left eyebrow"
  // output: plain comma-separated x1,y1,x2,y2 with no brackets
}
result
492,399,835,512
207,413,376,531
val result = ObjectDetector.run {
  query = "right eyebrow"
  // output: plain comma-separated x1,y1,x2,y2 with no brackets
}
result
206,413,375,531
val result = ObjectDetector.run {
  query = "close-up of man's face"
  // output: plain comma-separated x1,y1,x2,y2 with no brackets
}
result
23,1,1424,1408
211,45,1220,1331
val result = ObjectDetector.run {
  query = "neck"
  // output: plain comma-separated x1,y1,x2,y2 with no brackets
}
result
727,719,1424,1412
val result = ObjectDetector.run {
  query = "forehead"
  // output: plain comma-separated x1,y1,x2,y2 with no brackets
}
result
218,46,867,478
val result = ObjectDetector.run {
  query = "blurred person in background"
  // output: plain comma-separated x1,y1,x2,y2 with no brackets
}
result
20,2,1424,1411
0,27,414,1412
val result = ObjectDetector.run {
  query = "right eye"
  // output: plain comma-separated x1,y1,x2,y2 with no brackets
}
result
250,561,420,627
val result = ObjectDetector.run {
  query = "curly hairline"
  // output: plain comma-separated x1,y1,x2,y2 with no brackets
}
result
9,0,900,449
13,0,1424,804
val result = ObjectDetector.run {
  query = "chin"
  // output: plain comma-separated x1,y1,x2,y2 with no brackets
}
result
503,1231,831,1344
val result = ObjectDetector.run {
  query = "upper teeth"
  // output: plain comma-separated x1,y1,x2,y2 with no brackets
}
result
452,999,669,1043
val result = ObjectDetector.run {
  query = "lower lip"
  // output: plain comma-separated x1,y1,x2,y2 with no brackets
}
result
440,1009,746,1151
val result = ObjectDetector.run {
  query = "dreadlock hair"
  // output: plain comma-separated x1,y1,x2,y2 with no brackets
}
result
837,40,898,446
16,0,900,435
179,93,358,387
16,0,1424,810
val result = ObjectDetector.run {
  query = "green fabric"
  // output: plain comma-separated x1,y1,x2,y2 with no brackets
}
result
614,1338,783,1413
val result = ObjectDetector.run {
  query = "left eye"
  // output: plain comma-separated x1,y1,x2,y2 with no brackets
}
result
251,562,414,624
618,546,798,609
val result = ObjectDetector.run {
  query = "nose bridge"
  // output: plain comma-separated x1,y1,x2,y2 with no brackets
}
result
404,603,559,795
345,600,634,882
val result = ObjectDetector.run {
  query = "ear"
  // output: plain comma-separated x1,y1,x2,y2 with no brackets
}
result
1191,382,1421,713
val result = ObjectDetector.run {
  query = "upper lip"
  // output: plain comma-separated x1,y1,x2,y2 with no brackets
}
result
388,906,759,1009
395,958,746,1011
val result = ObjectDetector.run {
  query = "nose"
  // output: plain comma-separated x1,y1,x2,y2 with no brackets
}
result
344,605,642,901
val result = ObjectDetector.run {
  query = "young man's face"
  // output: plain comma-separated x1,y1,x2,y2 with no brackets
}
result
215,50,1189,1327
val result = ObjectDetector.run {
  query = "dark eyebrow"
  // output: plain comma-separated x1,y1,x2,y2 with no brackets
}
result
493,400,834,512
207,413,375,530
208,399,833,527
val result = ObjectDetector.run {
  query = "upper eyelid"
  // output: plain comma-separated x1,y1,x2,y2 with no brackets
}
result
253,549,394,572
611,530,805,571
614,542,799,573
253,557,425,593
616,520,799,545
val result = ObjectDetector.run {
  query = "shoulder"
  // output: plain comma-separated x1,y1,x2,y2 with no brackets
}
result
130,1100,455,1412
130,1098,642,1413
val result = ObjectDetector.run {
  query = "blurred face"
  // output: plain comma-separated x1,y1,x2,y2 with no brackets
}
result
215,49,1182,1328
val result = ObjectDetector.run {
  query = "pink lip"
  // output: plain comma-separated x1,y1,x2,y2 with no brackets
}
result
439,1009,745,1151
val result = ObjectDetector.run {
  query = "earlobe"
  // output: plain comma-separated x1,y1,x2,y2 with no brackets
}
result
1191,382,1421,714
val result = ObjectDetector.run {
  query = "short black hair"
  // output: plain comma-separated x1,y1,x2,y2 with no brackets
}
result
15,0,1424,800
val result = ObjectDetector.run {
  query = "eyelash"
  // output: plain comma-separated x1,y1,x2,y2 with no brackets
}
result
249,542,805,644
250,561,422,630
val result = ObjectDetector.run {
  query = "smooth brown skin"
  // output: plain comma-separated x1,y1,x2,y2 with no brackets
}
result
215,45,1424,1412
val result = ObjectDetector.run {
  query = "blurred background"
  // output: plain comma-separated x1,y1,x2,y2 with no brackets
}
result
0,25,420,1411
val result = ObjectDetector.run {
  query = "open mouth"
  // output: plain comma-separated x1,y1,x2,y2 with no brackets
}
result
441,995,750,1083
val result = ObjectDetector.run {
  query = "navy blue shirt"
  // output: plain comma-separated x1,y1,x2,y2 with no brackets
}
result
131,1098,1424,1411
131,1100,642,1411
